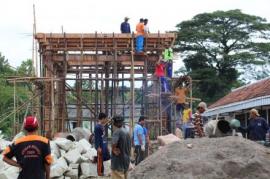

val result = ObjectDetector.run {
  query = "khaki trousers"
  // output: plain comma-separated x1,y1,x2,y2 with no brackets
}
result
111,170,128,179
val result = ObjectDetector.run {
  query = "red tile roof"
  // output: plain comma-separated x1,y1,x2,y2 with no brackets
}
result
209,78,270,109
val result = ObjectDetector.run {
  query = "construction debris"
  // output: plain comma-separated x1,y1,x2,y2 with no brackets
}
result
129,136,270,179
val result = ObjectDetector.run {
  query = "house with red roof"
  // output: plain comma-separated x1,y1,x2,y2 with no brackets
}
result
204,77,270,125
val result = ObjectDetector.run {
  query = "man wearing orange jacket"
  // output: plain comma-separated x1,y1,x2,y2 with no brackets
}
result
136,18,145,53
3,116,52,179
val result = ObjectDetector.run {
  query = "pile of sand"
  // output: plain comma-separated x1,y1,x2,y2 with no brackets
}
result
129,136,270,179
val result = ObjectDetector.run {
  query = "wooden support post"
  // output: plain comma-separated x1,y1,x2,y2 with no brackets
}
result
105,62,109,116
100,72,104,112
113,33,118,115
94,32,98,126
89,73,93,132
130,33,135,135
159,78,162,136
51,77,55,134
13,80,16,136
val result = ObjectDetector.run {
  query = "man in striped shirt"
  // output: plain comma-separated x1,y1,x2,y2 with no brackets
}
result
193,102,208,138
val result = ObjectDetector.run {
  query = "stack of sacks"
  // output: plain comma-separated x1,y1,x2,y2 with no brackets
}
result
50,138,111,178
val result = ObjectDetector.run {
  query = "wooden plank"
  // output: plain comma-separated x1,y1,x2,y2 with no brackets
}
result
35,33,175,40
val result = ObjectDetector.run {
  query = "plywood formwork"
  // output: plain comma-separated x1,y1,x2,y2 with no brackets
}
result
35,32,176,137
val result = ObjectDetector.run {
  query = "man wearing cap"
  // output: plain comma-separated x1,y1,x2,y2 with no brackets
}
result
192,102,208,138
3,116,52,179
111,115,131,179
241,109,269,141
120,17,131,33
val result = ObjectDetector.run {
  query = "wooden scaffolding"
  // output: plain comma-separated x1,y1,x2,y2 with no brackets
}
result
35,32,176,137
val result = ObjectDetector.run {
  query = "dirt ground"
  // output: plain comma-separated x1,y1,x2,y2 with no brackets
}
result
129,136,270,179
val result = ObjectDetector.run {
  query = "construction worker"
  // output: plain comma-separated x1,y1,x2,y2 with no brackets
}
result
155,58,170,92
133,116,146,165
3,116,52,179
120,17,131,33
193,102,208,138
135,18,145,53
111,115,131,179
162,45,174,78
182,102,192,138
144,18,149,34
240,109,269,141
174,86,189,126
94,112,109,176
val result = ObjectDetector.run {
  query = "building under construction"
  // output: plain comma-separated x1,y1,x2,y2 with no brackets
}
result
33,32,176,137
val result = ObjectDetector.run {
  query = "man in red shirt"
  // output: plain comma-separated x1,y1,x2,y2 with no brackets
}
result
3,116,52,179
155,59,169,92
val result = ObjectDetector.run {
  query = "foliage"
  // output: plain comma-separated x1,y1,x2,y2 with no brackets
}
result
17,59,33,76
0,54,31,137
175,9,270,103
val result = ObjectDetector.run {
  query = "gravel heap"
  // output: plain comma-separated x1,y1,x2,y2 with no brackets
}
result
129,136,270,179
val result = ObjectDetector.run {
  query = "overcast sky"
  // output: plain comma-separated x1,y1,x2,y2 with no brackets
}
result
1,0,270,68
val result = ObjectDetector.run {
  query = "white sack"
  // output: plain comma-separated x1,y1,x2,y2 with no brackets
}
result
80,162,97,178
64,149,81,164
55,138,73,151
50,157,69,178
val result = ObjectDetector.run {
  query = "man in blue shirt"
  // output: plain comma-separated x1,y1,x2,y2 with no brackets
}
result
94,112,108,176
241,109,269,141
120,17,131,33
133,116,146,165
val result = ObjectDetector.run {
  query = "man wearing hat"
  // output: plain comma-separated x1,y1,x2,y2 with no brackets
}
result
120,17,131,33
241,109,269,141
3,116,52,179
192,102,208,138
111,115,131,179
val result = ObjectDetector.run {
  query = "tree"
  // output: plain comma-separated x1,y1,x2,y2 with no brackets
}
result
175,9,270,103
17,59,33,76
0,55,31,137
0,53,15,76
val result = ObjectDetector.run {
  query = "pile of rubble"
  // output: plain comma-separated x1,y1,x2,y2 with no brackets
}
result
0,131,111,179
129,136,270,179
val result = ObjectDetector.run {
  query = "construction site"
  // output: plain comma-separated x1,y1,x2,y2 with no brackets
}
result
8,32,178,136
1,30,269,179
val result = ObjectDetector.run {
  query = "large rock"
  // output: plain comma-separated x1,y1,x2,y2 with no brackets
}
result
129,136,270,179
66,127,91,142
157,134,181,146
